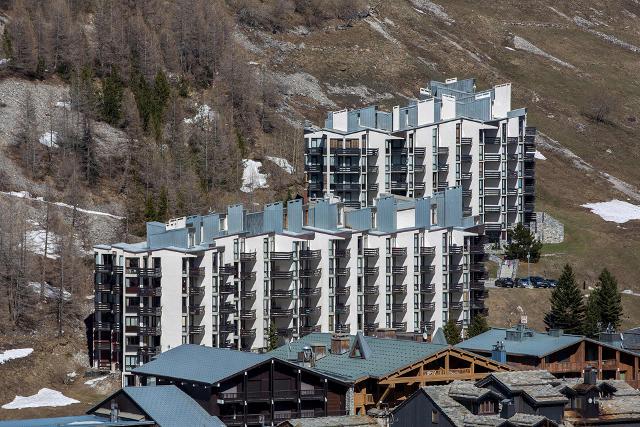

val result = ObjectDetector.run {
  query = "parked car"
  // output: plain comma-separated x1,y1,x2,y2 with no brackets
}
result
516,277,532,288
495,278,515,288
546,279,558,288
530,276,548,288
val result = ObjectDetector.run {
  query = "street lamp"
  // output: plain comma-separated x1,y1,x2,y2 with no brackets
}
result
527,251,531,284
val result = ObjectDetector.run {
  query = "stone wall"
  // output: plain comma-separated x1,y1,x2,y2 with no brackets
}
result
534,211,564,244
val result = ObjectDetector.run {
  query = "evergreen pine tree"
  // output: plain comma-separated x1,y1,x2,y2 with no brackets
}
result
467,315,490,338
597,268,623,330
266,322,279,351
143,196,156,223
543,264,585,334
443,319,461,344
101,68,124,125
504,223,543,262
583,288,602,338
157,186,168,222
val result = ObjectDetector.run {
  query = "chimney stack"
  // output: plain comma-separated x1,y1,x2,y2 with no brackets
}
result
311,343,327,360
374,328,397,340
330,333,350,355
500,399,515,420
584,366,597,385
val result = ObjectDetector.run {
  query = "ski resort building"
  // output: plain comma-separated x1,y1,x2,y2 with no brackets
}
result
92,187,487,385
304,78,537,241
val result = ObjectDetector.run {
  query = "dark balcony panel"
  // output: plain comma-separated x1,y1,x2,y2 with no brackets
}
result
363,267,379,276
300,306,321,316
420,246,436,256
95,264,113,274
414,183,426,190
189,286,204,296
420,302,435,310
525,127,537,136
189,325,205,334
188,267,205,277
420,265,435,273
368,183,379,192
391,284,407,293
334,268,348,277
299,268,321,278
240,329,256,338
484,136,501,144
461,172,472,180
364,304,379,313
420,284,435,294
332,183,361,191
448,265,463,272
460,154,472,162
449,302,464,310
220,284,238,294
363,286,379,295
392,303,407,312
299,249,321,259
240,271,256,281
460,137,472,145
333,147,361,156
277,328,293,337
392,322,407,332
334,287,350,296
391,247,407,257
271,308,293,317
300,388,325,400
299,287,321,297
335,324,350,333
449,245,464,254
414,147,426,156
138,306,162,316
334,304,349,314
390,182,408,190
392,266,407,275
305,164,322,173
240,309,256,320
270,251,294,260
437,164,449,173
96,283,111,292
420,320,435,331
219,303,238,313
189,305,205,315
271,270,294,279
449,284,464,292
95,302,111,311
335,248,350,258
366,148,379,156
219,323,236,333
390,164,408,173
139,326,162,336
271,289,294,298
219,266,237,276
331,165,360,173
240,289,256,299
301,325,321,334
138,346,161,357
364,323,379,333
240,252,257,262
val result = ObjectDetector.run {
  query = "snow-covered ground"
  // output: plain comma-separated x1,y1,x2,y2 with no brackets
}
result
183,104,214,125
581,200,640,223
0,348,33,364
1,190,124,219
26,221,60,259
2,388,79,409
38,131,58,148
27,282,71,300
84,375,109,387
534,150,546,160
55,101,71,109
266,156,294,174
241,159,268,193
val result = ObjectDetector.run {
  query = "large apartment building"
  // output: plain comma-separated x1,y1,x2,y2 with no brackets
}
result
93,187,487,384
304,77,537,241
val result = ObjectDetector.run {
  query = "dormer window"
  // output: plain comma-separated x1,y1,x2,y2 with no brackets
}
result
478,400,496,415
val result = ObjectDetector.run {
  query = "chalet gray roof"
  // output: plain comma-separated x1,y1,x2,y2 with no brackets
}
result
479,371,568,405
132,344,270,384
278,415,378,426
506,413,554,426
422,384,471,427
448,381,500,401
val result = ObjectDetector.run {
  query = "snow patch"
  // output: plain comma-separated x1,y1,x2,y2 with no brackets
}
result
84,375,109,387
534,150,546,160
409,0,454,24
39,131,58,147
266,156,294,174
27,282,71,300
513,36,576,69
0,58,9,66
365,17,400,45
581,200,640,223
0,348,33,364
183,104,215,125
0,191,124,219
504,46,515,51
241,159,268,193
55,101,71,109
26,222,60,259
2,388,79,409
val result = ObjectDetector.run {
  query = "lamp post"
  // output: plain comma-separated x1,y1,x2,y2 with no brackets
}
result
527,251,531,284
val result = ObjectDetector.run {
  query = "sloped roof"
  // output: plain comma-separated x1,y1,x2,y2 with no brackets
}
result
120,386,224,427
456,327,583,358
132,344,270,384
477,371,568,405
278,415,379,426
268,333,448,382
0,415,152,427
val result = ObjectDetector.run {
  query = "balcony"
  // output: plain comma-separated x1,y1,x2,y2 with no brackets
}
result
364,304,379,313
240,328,256,338
95,264,114,274
299,287,321,297
95,283,111,292
368,165,379,173
240,252,257,262
363,286,379,295
308,182,322,192
363,267,379,276
484,136,501,144
270,251,294,260
449,245,463,254
420,284,435,294
420,246,435,256
484,187,500,196
391,247,407,257
437,164,449,173
414,147,426,156
127,267,162,278
333,147,361,156
189,286,204,296
270,270,294,279
240,289,256,299
277,328,294,337
94,321,111,331
420,265,435,273
460,137,472,145
334,268,348,277
449,302,464,310
449,283,463,292
332,183,361,191
138,346,160,357
138,306,162,316
271,308,293,317
331,165,360,173
189,305,205,315
390,164,408,173
437,183,448,191
390,181,408,190
334,304,349,314
220,284,237,294
484,170,501,179
299,268,321,278
300,306,320,316
392,266,407,275
95,302,111,311
459,154,472,162
420,321,435,331
300,388,325,400
366,148,379,156
420,302,435,311
240,309,256,320
305,164,322,173
525,127,537,136
363,248,379,257
484,204,501,213
139,287,162,297
335,248,350,258
470,263,486,273
389,147,408,155
301,325,321,334
461,172,472,180
218,266,236,276
392,303,407,312
299,249,321,259
391,284,407,293
368,183,379,191
271,289,294,298
240,271,256,281
188,267,205,277
335,324,350,333
414,182,426,190
392,322,407,332
139,326,161,336
523,185,535,195
189,325,205,334
219,303,237,314
484,153,501,162
364,323,379,333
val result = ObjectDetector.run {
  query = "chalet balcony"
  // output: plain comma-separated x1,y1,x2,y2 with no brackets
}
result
484,170,501,179
270,251,294,260
334,268,348,277
363,248,379,257
343,201,361,209
420,302,435,311
449,302,464,310
240,309,256,320
363,267,379,276
299,249,321,259
128,267,162,278
301,325,321,334
219,266,237,276
188,267,205,277
363,286,379,295
306,146,323,155
139,326,161,336
449,245,464,254
392,303,407,312
189,286,204,296
364,305,379,313
334,287,350,296
138,287,162,297
270,270,294,280
335,248,350,258
271,308,293,317
94,321,111,331
189,305,205,315
299,268,321,278
300,306,320,316
420,246,436,256
333,147,361,156
95,302,111,311
94,340,111,350
271,289,294,298
219,303,237,313
391,247,407,257
484,204,501,213
240,289,256,299
420,284,435,294
334,304,349,314
414,147,426,156
420,265,435,273
240,328,256,338
219,323,236,333
414,182,426,190
390,181,408,190
138,306,162,316
138,346,160,357
305,164,322,173
220,284,237,294
392,284,407,293
335,324,350,333
392,322,407,332
189,325,204,335
364,323,379,333
392,266,407,275
300,388,325,400
240,252,257,262
484,188,500,196
299,287,321,297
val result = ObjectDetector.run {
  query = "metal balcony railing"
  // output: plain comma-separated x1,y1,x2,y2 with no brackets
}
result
391,284,407,293
240,310,256,320
270,289,294,298
299,287,321,297
270,270,294,279
420,265,435,273
363,248,379,257
420,284,435,294
218,266,237,276
299,249,321,259
420,302,435,310
364,305,379,313
420,246,436,256
299,268,321,278
392,303,407,312
240,252,257,262
270,251,294,260
189,325,205,334
391,247,407,257
363,286,379,295
392,266,407,275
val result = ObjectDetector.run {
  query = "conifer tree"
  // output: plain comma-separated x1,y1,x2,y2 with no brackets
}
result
266,322,279,351
143,196,156,223
467,315,490,338
596,269,623,330
157,186,168,222
543,264,585,334
583,288,601,338
101,68,124,125
443,319,461,344
505,223,543,262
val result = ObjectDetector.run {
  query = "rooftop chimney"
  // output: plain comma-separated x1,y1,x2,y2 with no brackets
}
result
491,341,507,364
584,366,597,385
310,343,327,361
330,333,350,355
500,399,515,420
374,328,397,340
548,329,564,337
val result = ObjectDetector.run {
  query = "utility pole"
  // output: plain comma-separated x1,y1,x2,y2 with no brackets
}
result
527,251,530,284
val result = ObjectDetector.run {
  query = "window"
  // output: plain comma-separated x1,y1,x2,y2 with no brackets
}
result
478,400,495,415
432,410,439,423
125,356,139,370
